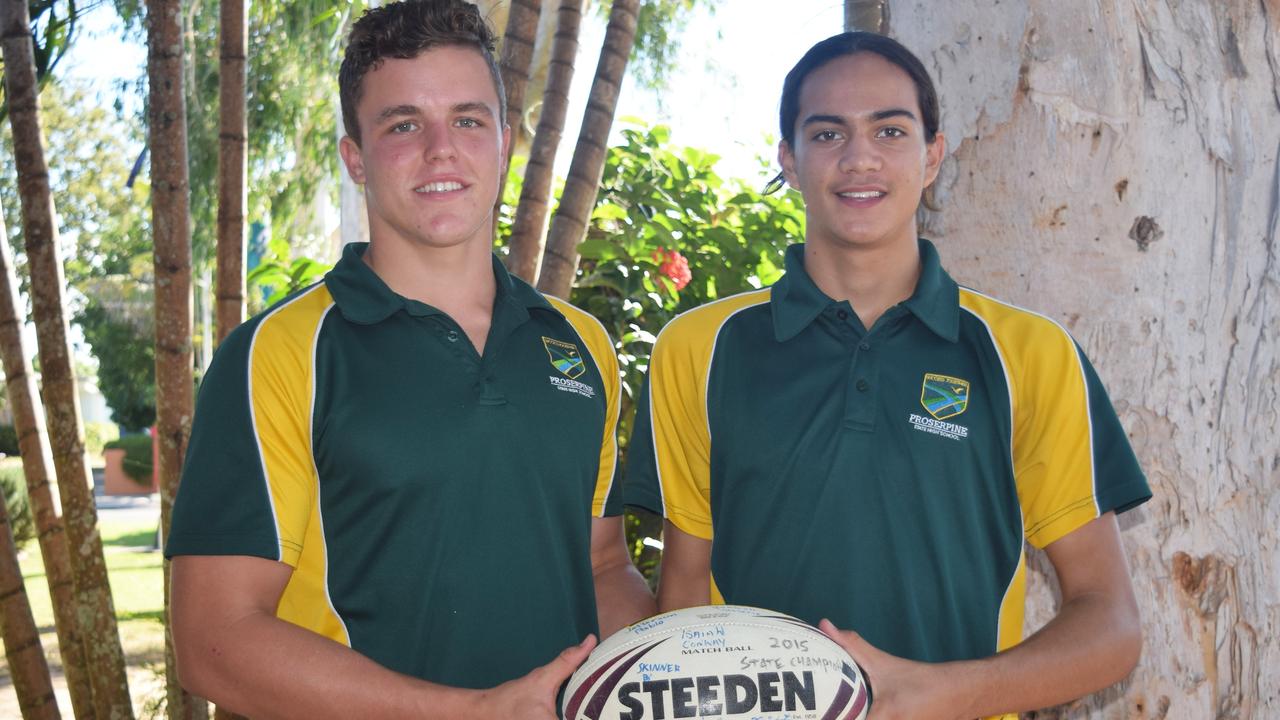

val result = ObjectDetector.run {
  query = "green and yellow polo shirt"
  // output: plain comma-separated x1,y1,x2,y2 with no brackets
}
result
166,242,623,689
626,240,1149,670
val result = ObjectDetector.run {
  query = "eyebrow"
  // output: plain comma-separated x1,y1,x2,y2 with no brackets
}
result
373,102,496,125
800,107,919,128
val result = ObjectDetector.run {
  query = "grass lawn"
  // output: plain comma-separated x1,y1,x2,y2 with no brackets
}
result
1,512,168,716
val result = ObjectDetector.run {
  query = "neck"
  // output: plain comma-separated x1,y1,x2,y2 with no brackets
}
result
803,235,921,330
362,235,497,317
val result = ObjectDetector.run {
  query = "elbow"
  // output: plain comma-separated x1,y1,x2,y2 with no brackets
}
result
172,630,218,701
1116,615,1143,680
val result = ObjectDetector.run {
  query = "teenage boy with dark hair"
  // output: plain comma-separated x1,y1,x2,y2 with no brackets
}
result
167,2,653,716
626,32,1150,720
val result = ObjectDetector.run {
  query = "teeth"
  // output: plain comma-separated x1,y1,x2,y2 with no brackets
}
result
415,181,463,193
839,190,885,199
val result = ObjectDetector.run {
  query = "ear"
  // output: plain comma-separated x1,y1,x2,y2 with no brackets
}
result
922,131,946,189
778,140,799,189
339,135,367,184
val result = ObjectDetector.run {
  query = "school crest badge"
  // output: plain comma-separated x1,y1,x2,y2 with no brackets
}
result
920,373,969,420
543,337,586,379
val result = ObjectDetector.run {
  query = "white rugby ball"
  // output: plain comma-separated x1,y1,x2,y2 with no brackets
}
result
562,605,869,720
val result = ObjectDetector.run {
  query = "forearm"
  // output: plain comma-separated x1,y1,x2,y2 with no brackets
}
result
947,589,1142,719
594,559,656,638
177,610,478,720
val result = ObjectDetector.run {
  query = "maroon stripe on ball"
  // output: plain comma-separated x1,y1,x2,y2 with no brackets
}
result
843,683,868,720
582,639,669,720
563,639,668,720
818,680,854,720
563,643,644,720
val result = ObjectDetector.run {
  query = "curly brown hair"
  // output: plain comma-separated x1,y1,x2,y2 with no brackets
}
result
338,0,505,145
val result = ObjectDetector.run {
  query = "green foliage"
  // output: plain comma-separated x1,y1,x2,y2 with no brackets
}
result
105,434,153,484
0,81,151,293
0,426,18,457
246,234,334,314
0,465,35,551
77,299,155,433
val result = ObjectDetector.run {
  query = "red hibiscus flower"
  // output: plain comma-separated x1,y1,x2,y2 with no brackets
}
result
652,247,691,291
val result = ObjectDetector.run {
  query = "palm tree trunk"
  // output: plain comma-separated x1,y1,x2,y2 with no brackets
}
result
506,0,585,283
146,1,204,718
0,199,94,719
844,0,889,33
215,0,247,344
0,487,60,719
495,0,542,207
1,3,135,718
535,0,640,298
0,205,61,720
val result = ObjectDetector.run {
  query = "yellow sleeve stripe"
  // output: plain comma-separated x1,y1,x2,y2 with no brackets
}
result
959,289,1100,549
648,289,771,539
247,283,332,566
545,296,621,516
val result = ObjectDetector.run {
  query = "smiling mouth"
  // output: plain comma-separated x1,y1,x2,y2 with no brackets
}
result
414,181,464,194
837,190,886,199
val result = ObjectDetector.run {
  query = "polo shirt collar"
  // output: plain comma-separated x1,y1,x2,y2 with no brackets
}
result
325,242,555,325
771,239,959,343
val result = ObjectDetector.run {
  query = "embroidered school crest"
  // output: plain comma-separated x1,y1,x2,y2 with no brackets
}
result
921,373,970,420
543,337,586,379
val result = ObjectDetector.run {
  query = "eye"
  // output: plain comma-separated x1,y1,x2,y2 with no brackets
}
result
876,126,906,138
456,117,482,128
390,121,417,133
812,129,842,142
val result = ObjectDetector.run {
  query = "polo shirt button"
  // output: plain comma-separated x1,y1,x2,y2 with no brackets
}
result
446,330,459,342
858,341,871,351
837,310,848,320
856,379,870,392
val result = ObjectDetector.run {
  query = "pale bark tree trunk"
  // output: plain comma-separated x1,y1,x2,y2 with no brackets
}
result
146,1,204,718
215,0,247,344
1,3,134,718
495,0,542,209
506,0,584,283
844,0,889,33
0,200,94,719
536,0,639,298
0,207,59,720
890,0,1280,717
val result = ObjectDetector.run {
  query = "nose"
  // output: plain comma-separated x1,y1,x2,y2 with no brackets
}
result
837,132,881,174
422,121,458,162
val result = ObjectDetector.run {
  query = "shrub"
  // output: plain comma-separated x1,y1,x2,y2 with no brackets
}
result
105,434,154,485
83,421,120,460
0,466,35,550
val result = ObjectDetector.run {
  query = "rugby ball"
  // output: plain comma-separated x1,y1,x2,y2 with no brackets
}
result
562,605,869,720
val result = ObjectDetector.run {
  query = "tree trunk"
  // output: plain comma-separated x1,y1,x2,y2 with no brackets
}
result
1,3,135,718
506,0,584,283
495,0,542,210
844,0,889,33
891,0,1279,717
0,488,59,720
146,1,203,718
215,0,247,344
0,207,60,720
535,0,640,298
0,484,59,720
0,199,94,719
